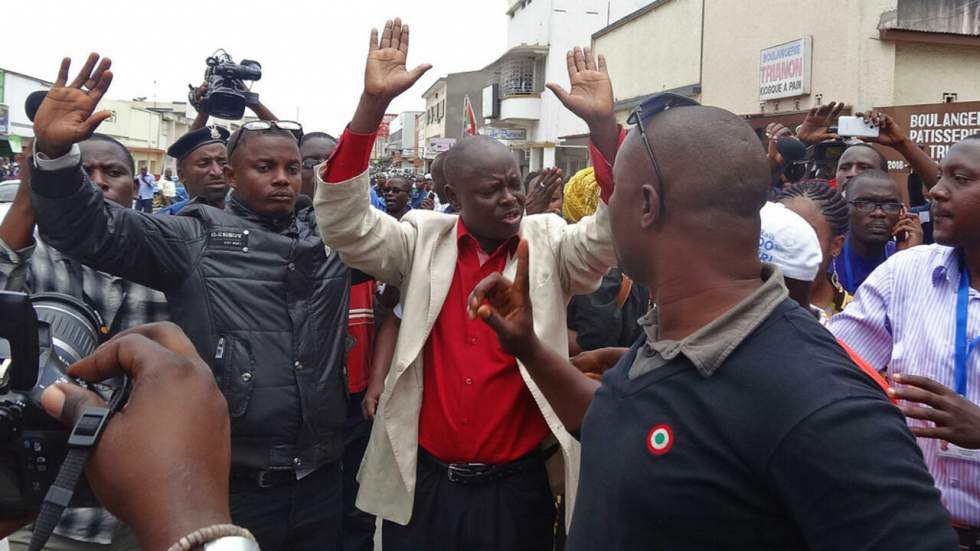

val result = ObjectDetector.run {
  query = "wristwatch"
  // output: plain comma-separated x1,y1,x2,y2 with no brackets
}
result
203,536,261,550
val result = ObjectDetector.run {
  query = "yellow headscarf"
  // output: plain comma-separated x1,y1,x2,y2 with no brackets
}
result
562,167,599,224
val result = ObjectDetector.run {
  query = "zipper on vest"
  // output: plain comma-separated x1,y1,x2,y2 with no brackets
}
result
215,336,226,360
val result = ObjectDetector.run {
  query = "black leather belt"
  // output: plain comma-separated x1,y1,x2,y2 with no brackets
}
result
419,448,541,485
230,469,296,491
955,525,980,551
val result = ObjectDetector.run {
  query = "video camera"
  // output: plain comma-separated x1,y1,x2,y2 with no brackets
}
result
0,291,117,516
190,49,262,120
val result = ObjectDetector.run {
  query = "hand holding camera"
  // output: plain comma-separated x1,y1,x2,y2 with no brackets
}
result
41,322,232,551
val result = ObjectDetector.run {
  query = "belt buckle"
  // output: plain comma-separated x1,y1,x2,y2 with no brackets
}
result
256,470,275,489
447,463,490,484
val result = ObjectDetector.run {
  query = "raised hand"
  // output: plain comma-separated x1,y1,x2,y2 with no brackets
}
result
766,122,793,167
893,211,923,251
467,239,537,358
858,111,909,149
351,19,432,134
364,18,432,101
546,47,614,126
797,101,844,145
34,53,114,158
889,373,980,449
525,167,564,215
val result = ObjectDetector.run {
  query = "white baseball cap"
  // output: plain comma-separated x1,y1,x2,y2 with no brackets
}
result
758,201,822,282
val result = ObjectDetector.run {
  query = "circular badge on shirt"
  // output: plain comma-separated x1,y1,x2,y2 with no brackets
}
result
647,424,673,456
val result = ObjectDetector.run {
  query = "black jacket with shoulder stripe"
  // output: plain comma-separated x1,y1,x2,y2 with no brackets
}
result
32,163,351,473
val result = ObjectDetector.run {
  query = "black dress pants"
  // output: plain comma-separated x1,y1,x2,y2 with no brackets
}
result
382,449,556,551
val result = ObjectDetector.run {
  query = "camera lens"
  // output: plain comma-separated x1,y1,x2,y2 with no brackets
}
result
31,294,104,366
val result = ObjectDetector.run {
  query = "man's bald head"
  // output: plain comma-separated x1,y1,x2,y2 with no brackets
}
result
610,105,771,284
431,151,449,202
443,135,525,246
635,105,769,220
444,135,517,187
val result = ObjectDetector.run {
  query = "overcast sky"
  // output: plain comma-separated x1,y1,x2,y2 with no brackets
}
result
4,0,509,133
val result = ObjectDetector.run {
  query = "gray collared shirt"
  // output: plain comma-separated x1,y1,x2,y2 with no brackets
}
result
630,264,789,379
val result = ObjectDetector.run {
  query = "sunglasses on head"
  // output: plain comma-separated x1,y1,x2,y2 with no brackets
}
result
227,120,304,158
626,92,700,212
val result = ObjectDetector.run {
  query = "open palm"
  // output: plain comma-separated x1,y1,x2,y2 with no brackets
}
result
547,47,614,125
364,19,432,100
34,54,114,157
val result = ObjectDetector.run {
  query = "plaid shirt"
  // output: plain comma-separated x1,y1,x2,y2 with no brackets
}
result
0,232,170,543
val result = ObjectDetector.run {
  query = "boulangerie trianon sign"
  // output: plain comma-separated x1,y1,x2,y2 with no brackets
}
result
759,37,812,101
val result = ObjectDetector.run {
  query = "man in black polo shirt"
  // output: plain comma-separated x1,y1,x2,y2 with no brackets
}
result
468,76,956,548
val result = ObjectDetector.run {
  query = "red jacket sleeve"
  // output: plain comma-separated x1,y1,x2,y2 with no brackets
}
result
589,125,627,203
320,127,377,184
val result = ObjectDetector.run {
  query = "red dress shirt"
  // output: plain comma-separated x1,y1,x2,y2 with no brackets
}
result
418,220,550,464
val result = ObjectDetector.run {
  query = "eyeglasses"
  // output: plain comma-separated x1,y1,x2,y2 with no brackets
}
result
848,200,903,214
626,92,700,213
227,120,304,158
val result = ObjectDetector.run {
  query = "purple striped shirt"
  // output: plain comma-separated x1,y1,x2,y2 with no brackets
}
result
829,243,980,526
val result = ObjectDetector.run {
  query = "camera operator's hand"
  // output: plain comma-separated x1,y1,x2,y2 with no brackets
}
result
40,322,232,551
797,101,844,145
854,110,940,190
351,18,432,134
34,54,114,159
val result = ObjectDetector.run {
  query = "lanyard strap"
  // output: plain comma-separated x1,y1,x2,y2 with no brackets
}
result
954,255,980,396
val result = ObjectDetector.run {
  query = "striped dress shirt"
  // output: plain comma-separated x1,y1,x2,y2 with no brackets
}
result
829,243,980,526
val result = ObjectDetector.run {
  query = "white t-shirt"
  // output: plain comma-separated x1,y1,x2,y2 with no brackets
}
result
159,179,177,198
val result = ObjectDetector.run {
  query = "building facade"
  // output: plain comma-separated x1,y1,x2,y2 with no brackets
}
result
0,66,244,174
592,0,980,130
420,69,491,167
386,111,424,172
0,68,52,156
482,0,622,177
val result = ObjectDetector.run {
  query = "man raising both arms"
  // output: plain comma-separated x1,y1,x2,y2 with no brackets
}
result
315,20,617,550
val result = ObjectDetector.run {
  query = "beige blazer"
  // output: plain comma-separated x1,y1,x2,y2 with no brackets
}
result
314,169,616,526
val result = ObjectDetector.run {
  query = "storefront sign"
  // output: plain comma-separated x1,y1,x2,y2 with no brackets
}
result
482,127,527,141
429,138,456,154
876,101,980,172
377,114,398,138
759,37,811,101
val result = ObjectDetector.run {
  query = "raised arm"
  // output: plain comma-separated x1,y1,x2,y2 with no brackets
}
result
0,147,37,291
859,110,939,190
545,47,619,294
31,54,198,290
314,18,431,286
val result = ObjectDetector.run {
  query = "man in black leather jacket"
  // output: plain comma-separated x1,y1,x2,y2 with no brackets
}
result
29,53,355,551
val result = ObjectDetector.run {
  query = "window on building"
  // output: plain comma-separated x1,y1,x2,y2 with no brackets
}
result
498,57,538,96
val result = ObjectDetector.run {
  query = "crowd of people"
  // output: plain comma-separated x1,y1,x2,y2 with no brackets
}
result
1,14,979,551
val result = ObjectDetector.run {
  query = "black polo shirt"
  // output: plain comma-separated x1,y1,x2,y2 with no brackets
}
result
567,297,956,550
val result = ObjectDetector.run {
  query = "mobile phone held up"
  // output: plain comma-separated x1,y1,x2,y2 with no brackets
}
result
837,116,880,139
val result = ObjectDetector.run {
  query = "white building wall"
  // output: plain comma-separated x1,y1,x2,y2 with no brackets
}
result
893,41,980,105
593,0,703,104
98,100,164,150
505,0,611,147
4,72,51,139
700,0,898,114
507,0,554,47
